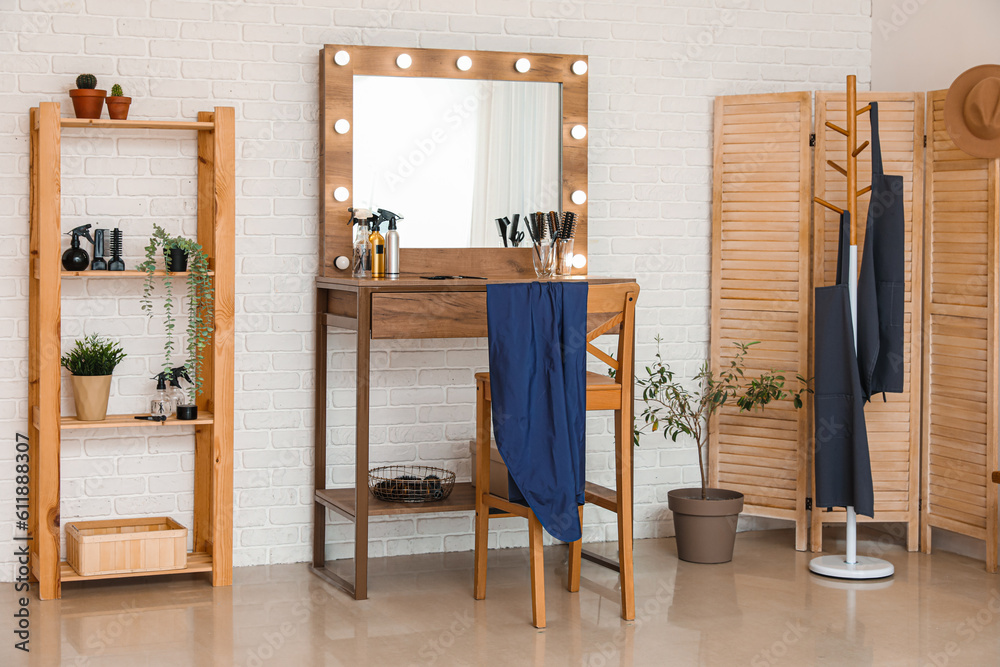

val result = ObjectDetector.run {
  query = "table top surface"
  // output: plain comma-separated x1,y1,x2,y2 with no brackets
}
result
316,274,635,290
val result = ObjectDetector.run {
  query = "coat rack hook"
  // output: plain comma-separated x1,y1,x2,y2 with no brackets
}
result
827,160,848,177
825,121,848,136
857,185,872,197
856,104,871,116
814,196,844,214
853,140,870,158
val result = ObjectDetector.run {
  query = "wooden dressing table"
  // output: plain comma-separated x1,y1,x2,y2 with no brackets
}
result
311,274,636,599
312,44,617,598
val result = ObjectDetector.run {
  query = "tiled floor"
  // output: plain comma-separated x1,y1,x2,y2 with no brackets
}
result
5,528,1000,666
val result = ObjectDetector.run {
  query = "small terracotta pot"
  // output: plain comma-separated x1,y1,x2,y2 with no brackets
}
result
70,375,112,421
668,487,744,564
105,96,132,120
69,89,106,119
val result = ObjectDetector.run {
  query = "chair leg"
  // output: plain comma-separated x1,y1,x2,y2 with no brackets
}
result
528,513,546,628
567,506,583,593
615,410,635,621
473,382,491,601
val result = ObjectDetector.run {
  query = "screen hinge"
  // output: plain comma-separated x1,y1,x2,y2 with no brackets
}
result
924,134,927,147
809,133,816,147
805,497,813,510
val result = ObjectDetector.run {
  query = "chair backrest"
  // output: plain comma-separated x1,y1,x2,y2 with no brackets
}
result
585,282,640,387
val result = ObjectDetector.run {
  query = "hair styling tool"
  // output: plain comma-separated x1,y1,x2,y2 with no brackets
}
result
108,228,125,271
495,218,509,247
90,228,108,270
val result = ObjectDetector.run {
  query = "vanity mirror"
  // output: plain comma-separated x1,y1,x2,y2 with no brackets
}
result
320,45,588,277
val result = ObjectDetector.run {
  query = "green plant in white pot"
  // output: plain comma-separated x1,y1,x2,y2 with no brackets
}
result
635,339,809,563
61,334,127,422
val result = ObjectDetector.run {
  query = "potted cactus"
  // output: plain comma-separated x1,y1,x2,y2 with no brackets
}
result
69,74,106,119
105,83,132,120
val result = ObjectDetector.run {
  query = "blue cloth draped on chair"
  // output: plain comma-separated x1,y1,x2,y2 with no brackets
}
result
485,282,588,542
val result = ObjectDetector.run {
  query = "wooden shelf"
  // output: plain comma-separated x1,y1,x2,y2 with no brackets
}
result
61,270,214,278
316,481,478,518
59,117,214,131
30,101,234,600
59,412,214,430
60,552,213,582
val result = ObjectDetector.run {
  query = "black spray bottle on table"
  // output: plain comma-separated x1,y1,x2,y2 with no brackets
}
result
62,224,95,271
90,228,108,270
369,215,386,278
379,208,403,278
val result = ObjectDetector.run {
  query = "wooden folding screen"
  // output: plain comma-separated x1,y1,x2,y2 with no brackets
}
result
921,90,999,572
811,93,925,552
709,92,813,551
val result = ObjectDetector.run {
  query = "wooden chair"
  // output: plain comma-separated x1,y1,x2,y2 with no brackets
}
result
473,282,640,628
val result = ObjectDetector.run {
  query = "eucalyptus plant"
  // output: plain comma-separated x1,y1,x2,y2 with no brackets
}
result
635,338,811,499
61,334,127,376
138,223,214,400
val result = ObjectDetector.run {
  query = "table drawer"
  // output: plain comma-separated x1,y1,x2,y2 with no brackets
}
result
371,292,487,339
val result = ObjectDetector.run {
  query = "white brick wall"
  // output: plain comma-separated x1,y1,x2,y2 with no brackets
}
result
0,0,872,580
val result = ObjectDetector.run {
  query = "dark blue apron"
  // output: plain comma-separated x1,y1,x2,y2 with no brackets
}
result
856,101,906,401
814,212,875,518
486,282,588,542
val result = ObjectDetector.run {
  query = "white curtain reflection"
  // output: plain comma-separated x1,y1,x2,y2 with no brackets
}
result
470,81,562,247
353,76,561,249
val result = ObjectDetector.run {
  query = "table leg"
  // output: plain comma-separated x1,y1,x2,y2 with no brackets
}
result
313,288,328,570
354,287,371,600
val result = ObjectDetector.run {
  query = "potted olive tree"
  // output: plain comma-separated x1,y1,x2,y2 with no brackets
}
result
138,224,214,417
61,334,127,421
635,339,809,564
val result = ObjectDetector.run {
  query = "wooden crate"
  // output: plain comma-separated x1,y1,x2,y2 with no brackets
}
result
66,518,188,577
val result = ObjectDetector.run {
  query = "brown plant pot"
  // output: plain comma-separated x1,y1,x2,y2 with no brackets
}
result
105,96,132,120
70,374,112,422
668,487,744,564
69,89,106,119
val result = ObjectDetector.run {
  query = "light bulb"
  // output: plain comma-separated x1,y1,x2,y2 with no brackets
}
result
457,56,472,71
334,51,350,66
396,53,412,69
515,58,531,73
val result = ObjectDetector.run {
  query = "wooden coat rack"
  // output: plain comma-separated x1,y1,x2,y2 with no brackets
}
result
813,75,872,240
809,75,894,579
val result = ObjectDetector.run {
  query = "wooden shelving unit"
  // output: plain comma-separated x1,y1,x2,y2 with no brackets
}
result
27,102,235,600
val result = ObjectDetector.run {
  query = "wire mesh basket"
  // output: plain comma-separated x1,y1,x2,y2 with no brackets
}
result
368,465,456,503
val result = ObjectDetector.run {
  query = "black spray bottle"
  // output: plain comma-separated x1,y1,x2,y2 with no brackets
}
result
169,366,198,419
91,228,108,270
62,224,95,271
380,209,403,279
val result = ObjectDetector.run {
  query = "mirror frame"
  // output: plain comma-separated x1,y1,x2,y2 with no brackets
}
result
319,45,588,278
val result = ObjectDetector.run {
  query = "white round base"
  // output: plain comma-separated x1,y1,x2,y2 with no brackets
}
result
809,555,894,580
